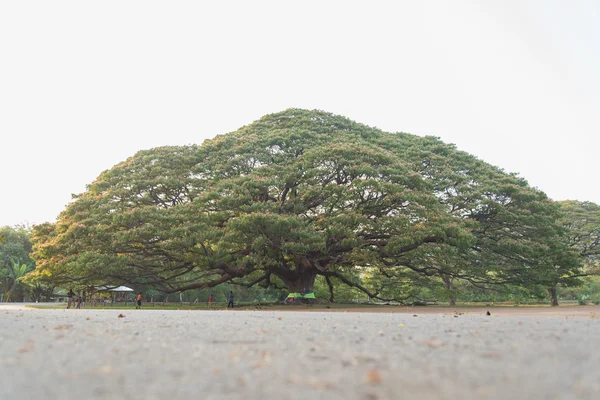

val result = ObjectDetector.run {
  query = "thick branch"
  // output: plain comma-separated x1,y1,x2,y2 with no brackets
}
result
230,273,270,287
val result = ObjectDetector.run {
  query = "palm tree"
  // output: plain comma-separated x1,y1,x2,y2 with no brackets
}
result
3,261,32,302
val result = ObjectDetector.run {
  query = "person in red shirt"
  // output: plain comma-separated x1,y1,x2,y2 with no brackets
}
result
136,292,143,309
208,294,214,308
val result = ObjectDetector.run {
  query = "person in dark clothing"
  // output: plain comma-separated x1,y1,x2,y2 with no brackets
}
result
67,289,75,309
227,291,235,308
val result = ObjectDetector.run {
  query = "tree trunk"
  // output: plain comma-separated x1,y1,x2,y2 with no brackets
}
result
442,275,456,306
449,296,456,306
548,287,559,307
275,258,319,294
279,269,318,293
45,286,55,302
325,276,335,302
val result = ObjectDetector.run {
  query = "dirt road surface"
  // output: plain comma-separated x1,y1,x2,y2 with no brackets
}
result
1,304,599,400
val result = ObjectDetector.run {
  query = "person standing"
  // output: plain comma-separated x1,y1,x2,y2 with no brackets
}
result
208,294,214,308
227,291,235,308
136,292,143,309
67,289,75,309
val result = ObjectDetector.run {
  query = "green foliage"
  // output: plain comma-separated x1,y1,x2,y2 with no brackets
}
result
560,275,600,302
0,226,35,301
30,109,584,302
558,200,600,269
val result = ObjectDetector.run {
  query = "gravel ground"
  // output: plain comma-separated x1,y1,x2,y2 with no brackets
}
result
1,304,599,400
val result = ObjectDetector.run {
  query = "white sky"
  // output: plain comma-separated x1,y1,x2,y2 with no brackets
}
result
1,1,599,227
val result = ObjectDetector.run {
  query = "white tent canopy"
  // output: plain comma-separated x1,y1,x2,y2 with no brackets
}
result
88,285,135,307
93,285,134,292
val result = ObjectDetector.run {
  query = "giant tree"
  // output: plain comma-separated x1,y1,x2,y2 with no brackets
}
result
30,109,582,301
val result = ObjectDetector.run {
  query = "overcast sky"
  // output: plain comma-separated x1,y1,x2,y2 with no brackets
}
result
1,1,598,227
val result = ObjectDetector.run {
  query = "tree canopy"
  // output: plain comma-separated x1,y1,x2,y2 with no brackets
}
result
558,200,600,269
29,109,583,302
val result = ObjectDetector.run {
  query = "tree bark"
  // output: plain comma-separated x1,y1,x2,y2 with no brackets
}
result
46,286,55,302
274,257,319,293
325,276,335,302
277,268,318,293
442,275,456,306
548,287,559,307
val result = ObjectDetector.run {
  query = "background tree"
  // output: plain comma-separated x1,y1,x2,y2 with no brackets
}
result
30,109,583,303
1,226,35,301
549,200,600,305
3,261,33,302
